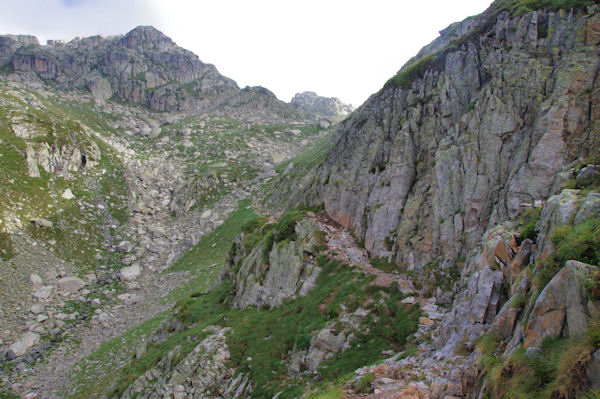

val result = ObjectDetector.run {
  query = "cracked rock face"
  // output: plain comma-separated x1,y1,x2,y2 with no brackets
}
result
217,217,322,309
282,7,600,273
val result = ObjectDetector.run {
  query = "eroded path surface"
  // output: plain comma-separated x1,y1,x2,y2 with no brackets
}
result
312,211,415,290
309,212,471,399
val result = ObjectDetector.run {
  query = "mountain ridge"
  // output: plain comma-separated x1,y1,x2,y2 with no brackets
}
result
0,25,311,121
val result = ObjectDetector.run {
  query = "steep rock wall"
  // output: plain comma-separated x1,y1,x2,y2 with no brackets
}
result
285,6,600,271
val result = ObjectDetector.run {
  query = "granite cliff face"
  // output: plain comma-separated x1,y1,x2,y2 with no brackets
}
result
262,2,600,397
283,5,600,271
0,26,307,120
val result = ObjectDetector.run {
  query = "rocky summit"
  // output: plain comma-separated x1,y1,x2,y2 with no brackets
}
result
291,91,354,120
1,1,600,398
0,26,308,119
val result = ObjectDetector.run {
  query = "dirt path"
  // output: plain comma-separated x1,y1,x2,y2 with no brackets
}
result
311,212,456,399
312,211,415,292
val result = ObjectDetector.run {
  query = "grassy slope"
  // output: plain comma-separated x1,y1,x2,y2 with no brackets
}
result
479,323,600,399
0,85,129,270
69,312,167,399
109,255,420,398
105,210,420,398
165,198,258,302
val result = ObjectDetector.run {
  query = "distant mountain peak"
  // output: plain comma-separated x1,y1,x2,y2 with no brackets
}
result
119,25,175,51
291,91,354,119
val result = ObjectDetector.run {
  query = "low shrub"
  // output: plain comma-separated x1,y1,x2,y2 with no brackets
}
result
534,218,600,291
519,208,542,241
356,373,375,394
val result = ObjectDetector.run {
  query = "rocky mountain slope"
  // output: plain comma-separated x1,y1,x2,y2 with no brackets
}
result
278,2,600,266
265,0,600,397
2,1,600,398
291,91,354,120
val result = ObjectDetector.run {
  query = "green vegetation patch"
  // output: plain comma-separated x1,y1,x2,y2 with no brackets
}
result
371,256,397,272
385,46,458,89
534,218,600,290
0,85,129,269
166,199,258,301
483,323,600,398
0,232,14,261
490,0,598,17
111,252,419,398
519,208,542,241
170,199,258,273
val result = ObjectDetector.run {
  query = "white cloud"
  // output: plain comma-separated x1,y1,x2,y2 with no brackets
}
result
0,0,157,43
1,0,490,106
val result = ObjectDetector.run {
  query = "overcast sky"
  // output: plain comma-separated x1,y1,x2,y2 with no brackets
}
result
1,0,490,106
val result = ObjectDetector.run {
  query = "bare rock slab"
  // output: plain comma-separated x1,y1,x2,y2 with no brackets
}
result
8,332,40,358
33,286,53,300
119,265,141,281
61,188,75,200
29,273,43,290
524,260,598,347
117,240,135,253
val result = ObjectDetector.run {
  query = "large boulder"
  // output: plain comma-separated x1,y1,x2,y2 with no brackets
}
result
34,285,53,299
31,218,53,228
119,265,141,281
117,240,135,253
58,276,86,293
524,260,598,348
7,332,40,358
29,273,43,290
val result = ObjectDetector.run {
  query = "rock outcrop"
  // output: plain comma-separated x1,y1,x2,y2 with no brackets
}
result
524,260,598,348
291,91,354,119
120,326,252,399
217,217,323,308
